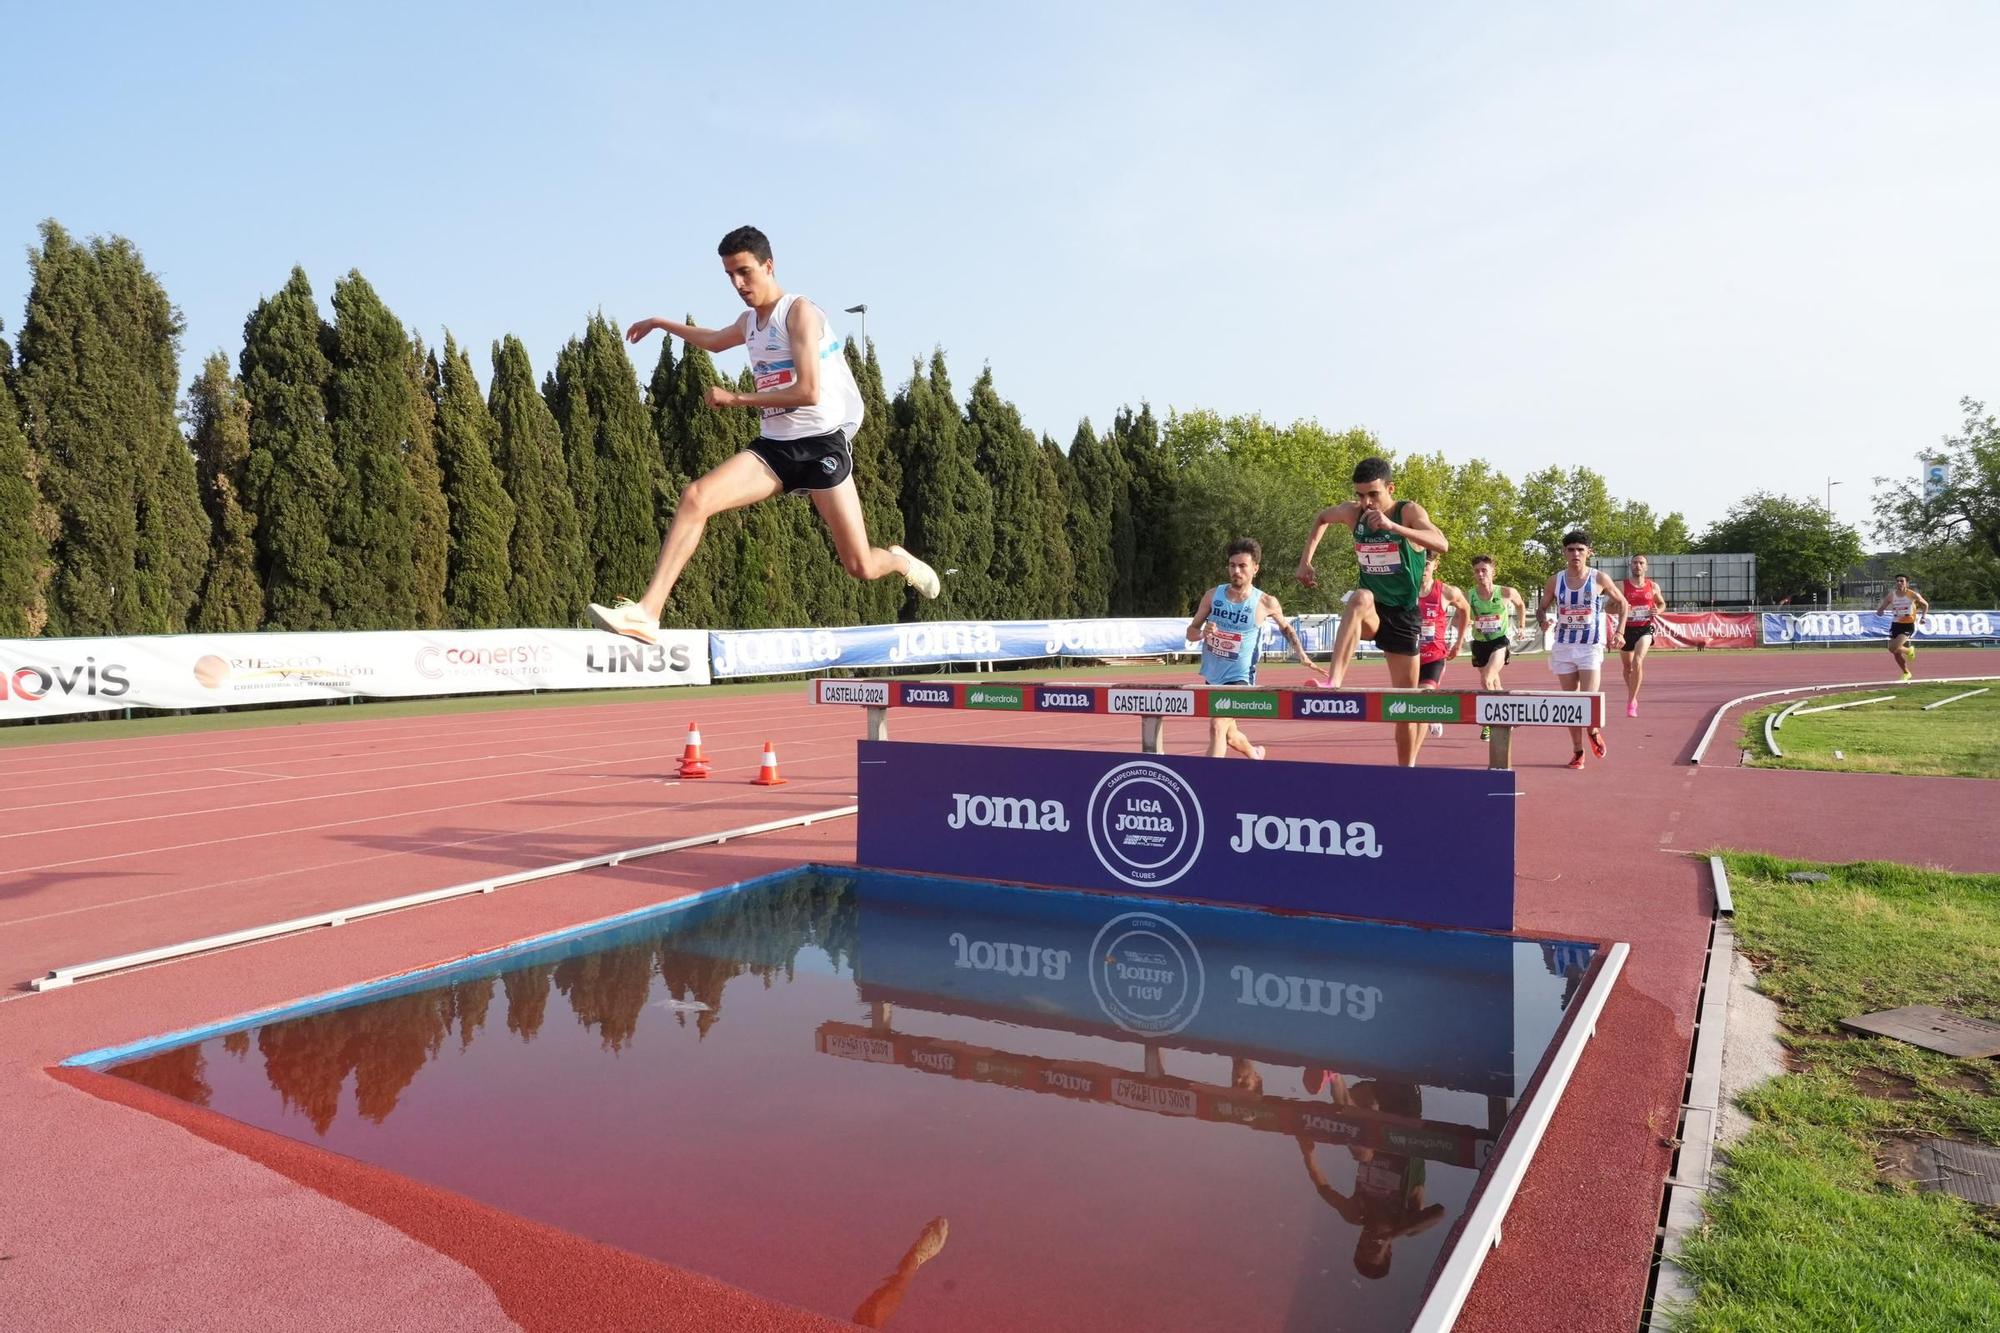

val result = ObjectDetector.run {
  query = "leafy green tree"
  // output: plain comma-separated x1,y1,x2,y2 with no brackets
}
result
241,267,341,628
431,335,516,627
1696,491,1863,605
324,272,426,629
1872,399,2000,604
892,351,992,620
490,336,584,625
16,222,203,635
0,330,47,636
1519,465,1614,566
967,368,1053,619
185,353,264,630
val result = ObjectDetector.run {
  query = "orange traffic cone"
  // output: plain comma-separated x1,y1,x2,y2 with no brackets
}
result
677,722,711,779
751,741,788,786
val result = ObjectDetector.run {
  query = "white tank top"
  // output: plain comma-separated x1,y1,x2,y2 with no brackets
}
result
740,293,863,441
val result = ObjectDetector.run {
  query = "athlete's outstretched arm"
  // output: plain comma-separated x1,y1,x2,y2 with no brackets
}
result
1184,593,1215,647
626,316,747,354
1296,502,1358,587
1262,595,1313,665
710,300,825,412
1382,500,1448,556
1444,585,1471,660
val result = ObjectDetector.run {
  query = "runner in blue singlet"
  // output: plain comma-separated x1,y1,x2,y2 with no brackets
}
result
1185,538,1313,759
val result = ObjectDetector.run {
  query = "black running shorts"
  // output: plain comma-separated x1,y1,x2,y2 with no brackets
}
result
1622,622,1653,652
1371,603,1422,657
748,429,854,494
1890,620,1917,642
1471,637,1509,669
1418,658,1446,686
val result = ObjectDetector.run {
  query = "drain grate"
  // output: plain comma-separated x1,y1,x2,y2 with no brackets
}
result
1839,1005,2000,1059
1920,1140,2000,1208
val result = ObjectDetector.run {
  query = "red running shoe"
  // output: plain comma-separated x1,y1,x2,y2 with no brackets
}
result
1588,728,1607,759
1567,752,1586,770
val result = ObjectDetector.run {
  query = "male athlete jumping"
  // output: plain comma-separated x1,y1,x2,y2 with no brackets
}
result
1185,538,1313,759
589,226,939,642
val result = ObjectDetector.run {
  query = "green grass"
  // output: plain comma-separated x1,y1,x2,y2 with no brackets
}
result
1670,853,2000,1332
1743,683,2000,779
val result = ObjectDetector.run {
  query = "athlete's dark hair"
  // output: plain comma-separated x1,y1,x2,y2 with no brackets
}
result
1561,530,1591,549
717,226,772,263
1471,554,1496,567
1894,572,1910,582
1351,457,1393,486
1226,537,1262,563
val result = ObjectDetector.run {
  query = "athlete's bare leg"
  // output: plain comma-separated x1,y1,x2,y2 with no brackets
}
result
1209,718,1261,759
1326,590,1379,688
635,451,783,619
1387,652,1423,766
812,477,920,581
1558,665,1604,755
852,1216,951,1329
1479,648,1508,692
1621,636,1650,705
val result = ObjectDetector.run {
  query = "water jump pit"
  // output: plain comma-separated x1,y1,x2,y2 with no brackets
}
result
73,866,1619,1333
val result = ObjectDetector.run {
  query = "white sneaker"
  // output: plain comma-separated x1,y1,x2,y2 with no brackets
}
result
1428,722,1444,738
891,546,941,600
586,599,660,645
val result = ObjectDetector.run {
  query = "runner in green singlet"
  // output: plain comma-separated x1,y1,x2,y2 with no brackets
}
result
1296,457,1449,767
1465,555,1529,740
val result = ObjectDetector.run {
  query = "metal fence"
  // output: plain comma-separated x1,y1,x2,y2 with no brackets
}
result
1594,553,1756,608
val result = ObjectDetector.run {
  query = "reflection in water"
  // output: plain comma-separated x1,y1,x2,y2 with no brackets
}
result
105,869,1595,1333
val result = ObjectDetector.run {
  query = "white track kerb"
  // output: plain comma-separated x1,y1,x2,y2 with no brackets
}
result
31,806,857,992
1409,941,1630,1333
1689,675,2000,765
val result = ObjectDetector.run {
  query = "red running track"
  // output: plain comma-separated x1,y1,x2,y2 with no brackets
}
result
1,647,1993,1331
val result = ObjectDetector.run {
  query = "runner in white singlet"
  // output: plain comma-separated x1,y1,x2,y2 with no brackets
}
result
1874,574,1929,679
1535,530,1629,770
587,226,940,643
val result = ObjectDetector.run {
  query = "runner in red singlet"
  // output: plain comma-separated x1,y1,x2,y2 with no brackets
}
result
1415,552,1471,738
1618,554,1662,718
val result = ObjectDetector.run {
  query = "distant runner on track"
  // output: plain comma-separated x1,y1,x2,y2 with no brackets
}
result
1619,554,1662,717
1415,552,1471,738
1537,531,1628,770
1876,574,1929,680
1466,555,1529,740
588,226,939,643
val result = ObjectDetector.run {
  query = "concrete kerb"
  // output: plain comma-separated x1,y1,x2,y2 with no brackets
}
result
1643,858,1788,1332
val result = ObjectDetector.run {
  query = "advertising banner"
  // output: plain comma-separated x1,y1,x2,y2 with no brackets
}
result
1760,610,2000,645
1651,611,1758,650
0,628,710,721
855,741,1515,930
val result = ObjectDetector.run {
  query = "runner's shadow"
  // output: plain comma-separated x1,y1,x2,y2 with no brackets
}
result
0,868,158,904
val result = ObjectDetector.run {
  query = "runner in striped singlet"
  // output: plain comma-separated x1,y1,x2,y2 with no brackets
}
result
1536,531,1629,770
1875,574,1929,680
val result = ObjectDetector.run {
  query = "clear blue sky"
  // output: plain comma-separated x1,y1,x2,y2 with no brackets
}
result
5,1,1995,535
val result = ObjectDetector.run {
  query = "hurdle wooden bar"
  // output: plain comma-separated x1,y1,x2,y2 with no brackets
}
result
810,679,1605,771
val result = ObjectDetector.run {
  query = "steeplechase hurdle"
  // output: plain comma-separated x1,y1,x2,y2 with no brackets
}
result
811,678,1605,771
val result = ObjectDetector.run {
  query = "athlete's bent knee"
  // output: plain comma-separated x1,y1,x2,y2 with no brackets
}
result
838,549,869,579
678,479,710,518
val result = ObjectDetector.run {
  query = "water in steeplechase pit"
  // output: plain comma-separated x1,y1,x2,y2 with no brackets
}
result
98,868,1600,1332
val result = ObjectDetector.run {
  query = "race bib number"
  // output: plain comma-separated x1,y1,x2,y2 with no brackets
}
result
1204,626,1245,657
1420,622,1439,643
1475,614,1504,633
1356,540,1400,574
1628,606,1652,623
1558,605,1595,627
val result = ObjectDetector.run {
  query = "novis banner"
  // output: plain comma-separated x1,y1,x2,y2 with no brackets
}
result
856,741,1515,930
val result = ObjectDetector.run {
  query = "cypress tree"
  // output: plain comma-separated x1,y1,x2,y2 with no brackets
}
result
325,272,424,629
1035,434,1077,618
544,340,598,585
490,336,584,626
550,315,660,603
656,339,742,628
185,353,264,631
1110,404,1175,614
17,222,203,635
432,334,516,627
241,267,340,629
403,335,450,628
1061,420,1118,616
847,339,903,626
0,331,46,637
966,368,1051,619
891,351,992,621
